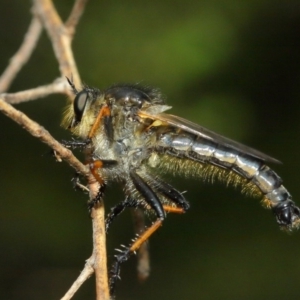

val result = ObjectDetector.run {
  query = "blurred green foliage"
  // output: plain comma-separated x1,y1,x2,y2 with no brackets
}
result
0,1,300,299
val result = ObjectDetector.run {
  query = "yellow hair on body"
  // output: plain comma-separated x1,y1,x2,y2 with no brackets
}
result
148,153,263,200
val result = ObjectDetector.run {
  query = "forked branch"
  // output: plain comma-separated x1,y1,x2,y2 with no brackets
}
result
0,1,110,300
0,17,42,93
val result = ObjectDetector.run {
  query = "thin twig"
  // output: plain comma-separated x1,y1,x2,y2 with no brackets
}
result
62,180,110,300
61,256,95,300
90,176,110,300
65,0,89,37
0,17,42,93
2,78,68,104
0,96,88,176
33,0,81,87
62,170,110,300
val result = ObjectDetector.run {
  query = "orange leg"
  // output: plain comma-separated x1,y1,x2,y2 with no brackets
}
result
89,160,105,186
163,205,185,214
130,220,163,252
108,173,189,295
109,204,186,295
109,219,163,294
88,104,111,139
87,159,118,211
87,160,106,210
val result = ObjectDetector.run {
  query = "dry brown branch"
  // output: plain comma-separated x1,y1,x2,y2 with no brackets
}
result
33,0,81,87
0,1,109,299
61,192,110,300
90,176,110,300
61,180,109,300
0,95,88,176
0,17,42,93
61,256,95,300
65,0,89,37
60,175,109,300
2,78,67,104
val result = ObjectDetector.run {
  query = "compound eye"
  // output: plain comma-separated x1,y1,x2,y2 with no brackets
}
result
73,90,89,124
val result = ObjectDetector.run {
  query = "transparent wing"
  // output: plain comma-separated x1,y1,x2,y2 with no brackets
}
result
139,111,281,164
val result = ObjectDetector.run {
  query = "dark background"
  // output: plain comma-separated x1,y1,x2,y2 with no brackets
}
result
1,1,300,299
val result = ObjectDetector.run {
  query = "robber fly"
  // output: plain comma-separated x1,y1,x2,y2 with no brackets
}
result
62,80,300,295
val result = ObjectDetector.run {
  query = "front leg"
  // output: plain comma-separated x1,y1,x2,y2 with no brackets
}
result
61,138,91,150
51,139,90,162
87,159,118,211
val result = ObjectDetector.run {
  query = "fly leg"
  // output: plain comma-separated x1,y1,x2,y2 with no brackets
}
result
156,179,190,211
105,197,138,232
109,219,163,296
84,102,114,210
106,198,187,285
109,170,166,296
87,159,118,210
51,139,91,162
61,138,91,150
129,174,189,283
106,198,153,282
88,103,113,140
109,172,190,296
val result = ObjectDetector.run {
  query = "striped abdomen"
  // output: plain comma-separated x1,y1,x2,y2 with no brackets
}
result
154,131,300,230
